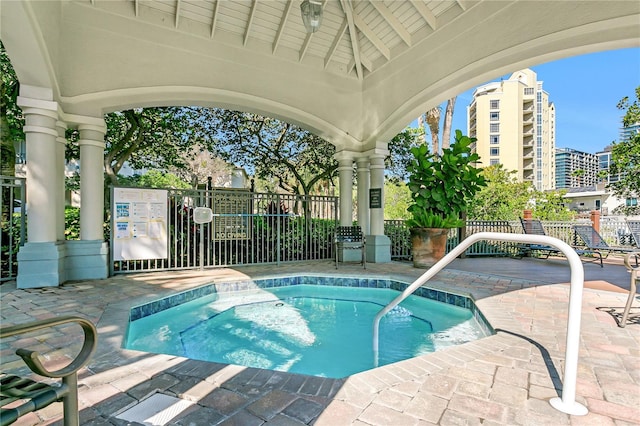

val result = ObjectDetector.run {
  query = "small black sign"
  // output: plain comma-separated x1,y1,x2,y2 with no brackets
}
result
369,188,382,209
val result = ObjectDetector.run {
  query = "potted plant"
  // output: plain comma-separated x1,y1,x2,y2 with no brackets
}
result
406,130,486,268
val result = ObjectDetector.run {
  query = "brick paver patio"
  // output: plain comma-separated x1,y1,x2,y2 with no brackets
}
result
1,259,638,425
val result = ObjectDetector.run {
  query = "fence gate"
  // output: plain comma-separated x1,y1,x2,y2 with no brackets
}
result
112,187,338,274
1,175,26,282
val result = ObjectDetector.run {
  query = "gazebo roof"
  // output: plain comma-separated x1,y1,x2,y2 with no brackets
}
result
2,0,639,152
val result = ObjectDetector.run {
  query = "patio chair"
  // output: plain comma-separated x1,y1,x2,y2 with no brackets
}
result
0,316,97,426
620,251,640,328
334,226,366,269
626,219,640,247
572,225,637,265
519,218,603,267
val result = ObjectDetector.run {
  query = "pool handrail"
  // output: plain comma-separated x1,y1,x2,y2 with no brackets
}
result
372,232,588,416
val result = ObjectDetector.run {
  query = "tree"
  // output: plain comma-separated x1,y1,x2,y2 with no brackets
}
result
467,164,574,220
417,97,457,156
608,86,640,215
0,40,23,176
208,109,338,197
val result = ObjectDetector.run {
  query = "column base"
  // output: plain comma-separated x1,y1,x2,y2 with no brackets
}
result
365,235,391,263
65,240,109,281
17,242,67,288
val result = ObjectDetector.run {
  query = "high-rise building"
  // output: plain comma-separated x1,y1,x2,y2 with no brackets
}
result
467,69,556,190
555,147,599,189
619,122,640,142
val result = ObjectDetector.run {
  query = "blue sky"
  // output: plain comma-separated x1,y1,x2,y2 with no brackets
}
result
438,47,640,154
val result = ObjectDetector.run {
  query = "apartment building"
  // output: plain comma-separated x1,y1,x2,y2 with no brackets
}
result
467,69,556,190
555,147,599,189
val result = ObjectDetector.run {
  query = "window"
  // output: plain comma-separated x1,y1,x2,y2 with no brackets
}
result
490,135,500,144
490,159,500,165
490,100,499,109
627,198,638,207
490,123,499,132
524,87,534,95
490,147,499,156
490,112,499,121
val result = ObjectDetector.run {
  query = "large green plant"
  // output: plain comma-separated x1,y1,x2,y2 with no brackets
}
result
406,130,486,228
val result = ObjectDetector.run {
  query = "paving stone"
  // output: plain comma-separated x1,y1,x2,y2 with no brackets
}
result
127,373,182,400
358,402,419,426
586,397,640,424
216,409,265,426
198,388,249,415
282,397,323,424
246,390,298,421
439,409,482,426
403,393,447,423
418,373,458,398
489,382,528,406
313,400,363,426
264,414,307,425
174,406,225,426
447,394,506,423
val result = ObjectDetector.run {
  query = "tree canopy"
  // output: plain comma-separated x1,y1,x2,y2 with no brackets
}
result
0,40,23,175
608,86,640,215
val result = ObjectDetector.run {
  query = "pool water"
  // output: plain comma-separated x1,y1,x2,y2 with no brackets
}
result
125,284,490,378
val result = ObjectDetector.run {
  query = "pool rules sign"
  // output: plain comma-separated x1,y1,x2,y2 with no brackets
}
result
112,187,168,261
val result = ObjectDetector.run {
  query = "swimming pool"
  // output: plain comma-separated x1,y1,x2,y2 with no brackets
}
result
125,276,493,378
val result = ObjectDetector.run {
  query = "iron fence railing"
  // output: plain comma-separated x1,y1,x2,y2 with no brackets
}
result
1,175,26,282
386,217,638,260
113,189,338,274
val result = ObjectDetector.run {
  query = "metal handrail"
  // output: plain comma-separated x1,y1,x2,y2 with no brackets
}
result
372,232,588,416
1,316,97,426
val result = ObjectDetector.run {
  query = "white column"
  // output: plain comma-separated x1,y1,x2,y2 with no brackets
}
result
356,157,370,235
17,93,59,243
335,151,354,226
16,86,67,288
369,153,385,235
56,119,68,241
78,124,106,240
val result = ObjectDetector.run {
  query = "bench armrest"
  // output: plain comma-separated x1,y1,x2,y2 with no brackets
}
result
0,316,97,379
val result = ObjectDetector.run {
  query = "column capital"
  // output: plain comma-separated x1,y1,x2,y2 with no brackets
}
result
333,150,357,162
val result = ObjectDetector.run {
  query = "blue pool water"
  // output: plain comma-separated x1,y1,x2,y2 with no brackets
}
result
125,279,491,378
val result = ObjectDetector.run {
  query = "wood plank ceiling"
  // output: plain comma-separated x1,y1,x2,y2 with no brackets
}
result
84,0,467,80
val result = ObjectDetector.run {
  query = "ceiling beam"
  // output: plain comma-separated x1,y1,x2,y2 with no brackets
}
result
175,0,181,29
353,13,390,60
210,0,220,38
299,33,313,61
273,0,293,54
324,18,348,69
244,0,259,46
134,0,139,17
412,1,437,31
340,0,363,80
456,0,467,12
370,1,411,46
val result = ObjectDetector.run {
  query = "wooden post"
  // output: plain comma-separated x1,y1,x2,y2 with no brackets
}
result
523,209,533,220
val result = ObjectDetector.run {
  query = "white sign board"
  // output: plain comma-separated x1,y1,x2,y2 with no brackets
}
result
112,187,168,261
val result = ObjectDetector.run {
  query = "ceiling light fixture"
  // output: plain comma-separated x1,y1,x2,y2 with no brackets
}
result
300,0,323,33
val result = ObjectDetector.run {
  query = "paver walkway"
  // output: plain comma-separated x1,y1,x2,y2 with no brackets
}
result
1,258,638,425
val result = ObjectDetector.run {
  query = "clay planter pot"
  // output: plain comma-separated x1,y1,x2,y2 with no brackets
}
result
410,227,450,268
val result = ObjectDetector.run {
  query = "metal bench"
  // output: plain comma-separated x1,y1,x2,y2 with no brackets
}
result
334,226,366,269
0,316,97,426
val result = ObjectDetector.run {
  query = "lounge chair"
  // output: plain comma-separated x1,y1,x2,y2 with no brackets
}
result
519,218,603,267
620,251,640,328
626,219,640,247
572,225,637,263
334,226,366,269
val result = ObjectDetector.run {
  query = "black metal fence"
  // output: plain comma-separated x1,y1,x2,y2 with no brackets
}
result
1,175,26,282
112,188,338,274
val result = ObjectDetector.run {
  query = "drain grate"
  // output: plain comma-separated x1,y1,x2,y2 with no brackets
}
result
116,393,194,426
